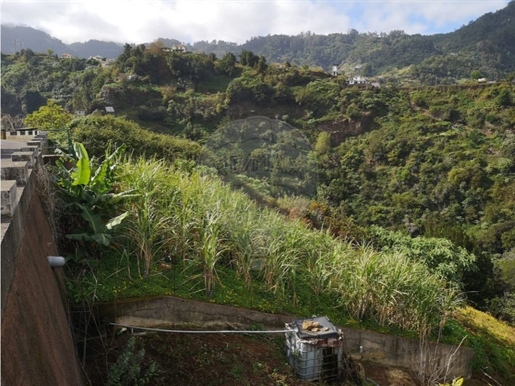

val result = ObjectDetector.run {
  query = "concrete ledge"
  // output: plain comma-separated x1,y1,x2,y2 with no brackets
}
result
1,161,85,385
21,145,38,153
1,181,17,216
27,139,43,148
95,295,294,330
12,151,35,169
341,326,474,380
1,160,29,185
1,132,45,315
28,136,49,155
1,165,37,315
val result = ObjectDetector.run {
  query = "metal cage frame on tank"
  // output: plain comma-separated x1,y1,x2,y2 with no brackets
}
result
285,316,345,381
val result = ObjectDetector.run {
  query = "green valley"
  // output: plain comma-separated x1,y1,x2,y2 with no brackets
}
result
1,15,515,384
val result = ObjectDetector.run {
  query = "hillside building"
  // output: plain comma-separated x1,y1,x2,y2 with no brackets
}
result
348,76,369,85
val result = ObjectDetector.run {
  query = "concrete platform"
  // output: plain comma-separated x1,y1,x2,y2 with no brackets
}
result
1,160,29,186
1,180,17,216
11,151,35,169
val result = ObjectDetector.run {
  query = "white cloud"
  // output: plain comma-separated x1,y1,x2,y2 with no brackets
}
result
353,0,509,35
0,0,510,44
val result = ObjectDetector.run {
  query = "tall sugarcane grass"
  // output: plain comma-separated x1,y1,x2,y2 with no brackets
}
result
225,203,259,290
116,158,176,276
196,205,225,297
115,156,463,333
327,244,463,332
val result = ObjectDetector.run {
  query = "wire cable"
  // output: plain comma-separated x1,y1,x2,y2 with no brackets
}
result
110,322,291,334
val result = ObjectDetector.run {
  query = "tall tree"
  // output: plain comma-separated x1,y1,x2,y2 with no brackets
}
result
24,99,73,132
216,52,237,75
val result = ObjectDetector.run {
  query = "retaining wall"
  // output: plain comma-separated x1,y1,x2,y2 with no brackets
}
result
1,134,85,386
96,295,474,380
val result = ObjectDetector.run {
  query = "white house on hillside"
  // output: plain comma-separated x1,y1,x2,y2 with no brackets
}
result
88,55,105,61
348,76,369,85
163,44,188,53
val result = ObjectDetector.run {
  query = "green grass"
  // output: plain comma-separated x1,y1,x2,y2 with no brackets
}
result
455,307,515,382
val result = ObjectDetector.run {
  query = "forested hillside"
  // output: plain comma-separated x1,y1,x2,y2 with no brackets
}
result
1,25,71,55
2,43,514,327
225,0,515,83
2,1,515,84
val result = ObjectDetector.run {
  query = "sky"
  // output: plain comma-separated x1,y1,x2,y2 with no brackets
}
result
1,0,511,45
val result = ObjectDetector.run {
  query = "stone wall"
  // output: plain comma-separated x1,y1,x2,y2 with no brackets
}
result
96,295,293,330
341,327,474,381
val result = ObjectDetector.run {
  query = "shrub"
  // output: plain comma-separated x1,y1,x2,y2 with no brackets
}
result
107,337,158,386
69,115,201,161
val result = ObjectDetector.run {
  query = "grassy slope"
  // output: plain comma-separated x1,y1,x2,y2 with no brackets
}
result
455,307,515,384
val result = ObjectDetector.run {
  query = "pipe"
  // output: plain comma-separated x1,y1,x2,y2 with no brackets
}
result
110,323,290,334
48,256,66,267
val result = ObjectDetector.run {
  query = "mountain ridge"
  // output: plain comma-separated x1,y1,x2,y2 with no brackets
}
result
1,1,514,80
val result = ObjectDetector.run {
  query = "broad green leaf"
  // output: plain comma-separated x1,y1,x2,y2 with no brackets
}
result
71,143,91,186
78,205,106,234
91,162,109,194
106,211,129,230
73,141,89,160
92,233,111,246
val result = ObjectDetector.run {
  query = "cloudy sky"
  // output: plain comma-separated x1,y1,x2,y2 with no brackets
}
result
1,0,511,45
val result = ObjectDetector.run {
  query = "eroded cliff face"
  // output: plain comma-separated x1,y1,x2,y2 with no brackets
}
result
316,112,378,147
1,170,84,386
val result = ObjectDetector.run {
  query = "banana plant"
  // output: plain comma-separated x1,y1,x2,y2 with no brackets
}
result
55,142,134,249
65,203,129,247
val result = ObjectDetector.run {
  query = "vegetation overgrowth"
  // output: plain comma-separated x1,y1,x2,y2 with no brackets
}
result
55,148,514,384
2,33,514,384
65,155,460,332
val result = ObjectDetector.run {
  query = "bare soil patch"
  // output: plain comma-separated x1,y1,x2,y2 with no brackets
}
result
83,332,419,385
362,362,415,386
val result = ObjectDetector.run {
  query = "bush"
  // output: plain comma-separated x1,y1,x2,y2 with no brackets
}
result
69,115,201,162
107,337,158,386
368,226,477,286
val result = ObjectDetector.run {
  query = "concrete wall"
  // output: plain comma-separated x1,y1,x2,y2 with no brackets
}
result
96,296,474,380
96,295,293,330
341,327,474,381
1,137,85,386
